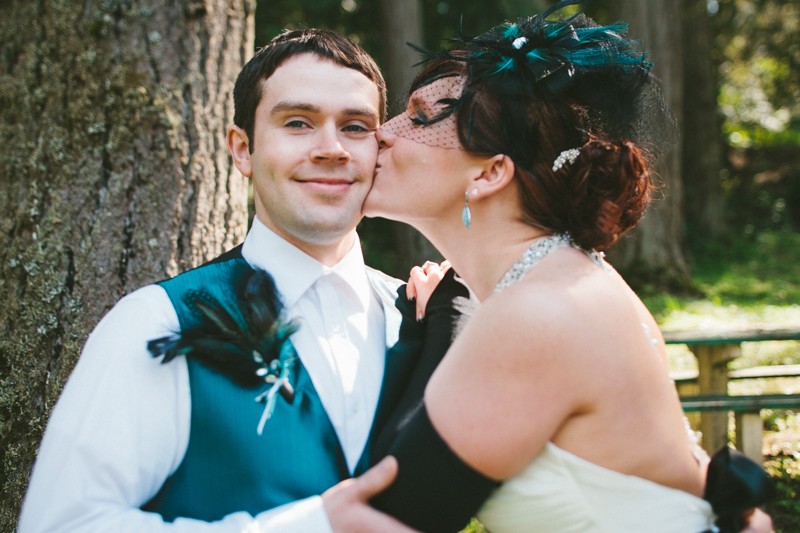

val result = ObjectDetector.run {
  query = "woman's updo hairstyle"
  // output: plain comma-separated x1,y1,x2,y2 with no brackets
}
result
407,0,674,250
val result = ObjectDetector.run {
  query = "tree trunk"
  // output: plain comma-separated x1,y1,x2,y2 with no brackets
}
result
681,0,725,242
378,0,424,116
0,0,253,528
375,0,442,275
606,0,691,288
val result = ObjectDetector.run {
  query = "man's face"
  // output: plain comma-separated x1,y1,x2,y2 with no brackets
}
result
228,54,380,260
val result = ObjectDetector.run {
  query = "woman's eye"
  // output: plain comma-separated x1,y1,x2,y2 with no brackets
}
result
410,112,430,126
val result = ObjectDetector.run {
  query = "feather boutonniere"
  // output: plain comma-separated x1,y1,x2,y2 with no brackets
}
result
148,268,298,434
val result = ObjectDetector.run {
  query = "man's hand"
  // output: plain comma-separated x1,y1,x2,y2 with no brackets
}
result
322,457,421,533
407,260,451,321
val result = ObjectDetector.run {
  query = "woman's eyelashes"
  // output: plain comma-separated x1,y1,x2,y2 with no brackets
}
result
409,98,457,126
410,111,431,126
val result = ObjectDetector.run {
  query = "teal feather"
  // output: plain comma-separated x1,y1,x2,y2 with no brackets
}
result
525,49,547,62
451,1,652,89
494,56,516,74
502,23,521,39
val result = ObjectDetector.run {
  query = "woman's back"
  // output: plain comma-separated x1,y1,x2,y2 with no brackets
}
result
425,240,708,514
526,246,706,495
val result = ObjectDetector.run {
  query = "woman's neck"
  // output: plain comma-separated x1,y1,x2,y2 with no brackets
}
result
420,218,549,301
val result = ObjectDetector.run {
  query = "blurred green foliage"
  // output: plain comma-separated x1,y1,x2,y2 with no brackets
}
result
764,442,800,532
712,0,800,235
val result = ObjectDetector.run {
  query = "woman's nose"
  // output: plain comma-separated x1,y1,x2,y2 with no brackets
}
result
376,125,396,149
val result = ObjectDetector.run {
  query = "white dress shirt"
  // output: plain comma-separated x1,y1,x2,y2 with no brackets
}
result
19,218,388,533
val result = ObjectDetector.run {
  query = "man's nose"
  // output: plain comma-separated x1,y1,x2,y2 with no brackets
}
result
311,124,350,162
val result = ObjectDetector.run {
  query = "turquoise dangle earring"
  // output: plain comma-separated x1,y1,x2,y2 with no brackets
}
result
462,189,477,229
461,191,472,229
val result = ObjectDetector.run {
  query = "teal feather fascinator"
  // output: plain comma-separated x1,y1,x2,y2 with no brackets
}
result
406,0,675,163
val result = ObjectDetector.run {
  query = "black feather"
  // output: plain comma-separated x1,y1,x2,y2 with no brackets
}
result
148,268,298,390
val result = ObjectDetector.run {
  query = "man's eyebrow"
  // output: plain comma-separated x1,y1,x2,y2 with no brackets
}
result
270,101,320,115
270,101,378,121
342,106,379,121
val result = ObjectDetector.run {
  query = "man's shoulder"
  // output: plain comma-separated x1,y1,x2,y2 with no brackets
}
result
153,246,257,303
90,284,178,349
365,266,404,291
157,245,247,286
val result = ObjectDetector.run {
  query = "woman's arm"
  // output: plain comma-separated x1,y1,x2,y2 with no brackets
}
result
371,281,591,532
370,268,502,532
372,266,476,457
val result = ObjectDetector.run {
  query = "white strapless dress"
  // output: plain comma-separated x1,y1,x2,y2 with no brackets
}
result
477,442,716,532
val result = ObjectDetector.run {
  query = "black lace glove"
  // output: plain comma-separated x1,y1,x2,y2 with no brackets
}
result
370,270,499,533
372,268,476,458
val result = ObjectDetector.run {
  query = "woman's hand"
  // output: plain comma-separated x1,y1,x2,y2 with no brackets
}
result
740,508,774,533
407,260,451,321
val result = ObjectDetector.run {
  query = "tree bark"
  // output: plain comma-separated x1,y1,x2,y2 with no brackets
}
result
681,0,725,241
375,0,442,275
606,0,692,288
377,0,423,116
0,0,253,528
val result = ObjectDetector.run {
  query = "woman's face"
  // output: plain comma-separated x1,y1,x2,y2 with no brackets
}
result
364,75,486,226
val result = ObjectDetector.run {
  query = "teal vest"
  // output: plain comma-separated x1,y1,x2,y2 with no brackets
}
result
142,248,422,522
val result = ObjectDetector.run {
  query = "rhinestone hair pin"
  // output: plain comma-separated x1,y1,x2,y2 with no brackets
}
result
552,148,581,172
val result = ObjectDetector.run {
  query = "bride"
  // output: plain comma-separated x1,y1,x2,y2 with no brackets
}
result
356,3,770,532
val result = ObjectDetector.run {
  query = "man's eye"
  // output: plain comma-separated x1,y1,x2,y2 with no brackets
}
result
285,120,310,129
343,124,370,133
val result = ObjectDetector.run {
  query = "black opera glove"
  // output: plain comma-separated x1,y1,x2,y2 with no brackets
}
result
703,445,776,533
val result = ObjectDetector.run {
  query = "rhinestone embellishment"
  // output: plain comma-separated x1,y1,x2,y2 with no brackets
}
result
495,234,573,293
494,234,606,293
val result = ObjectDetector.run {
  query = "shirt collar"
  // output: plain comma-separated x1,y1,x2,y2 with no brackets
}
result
241,217,372,310
327,236,373,312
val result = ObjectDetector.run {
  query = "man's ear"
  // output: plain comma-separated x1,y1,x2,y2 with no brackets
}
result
227,125,252,177
471,154,515,198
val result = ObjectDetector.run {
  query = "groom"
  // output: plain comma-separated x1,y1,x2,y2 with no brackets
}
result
19,28,431,532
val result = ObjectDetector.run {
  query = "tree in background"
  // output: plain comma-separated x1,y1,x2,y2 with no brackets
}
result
681,0,800,249
374,0,446,275
0,1,252,528
599,0,691,287
714,0,800,234
682,0,726,244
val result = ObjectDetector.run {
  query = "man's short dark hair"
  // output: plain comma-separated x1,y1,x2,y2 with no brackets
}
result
233,29,387,147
